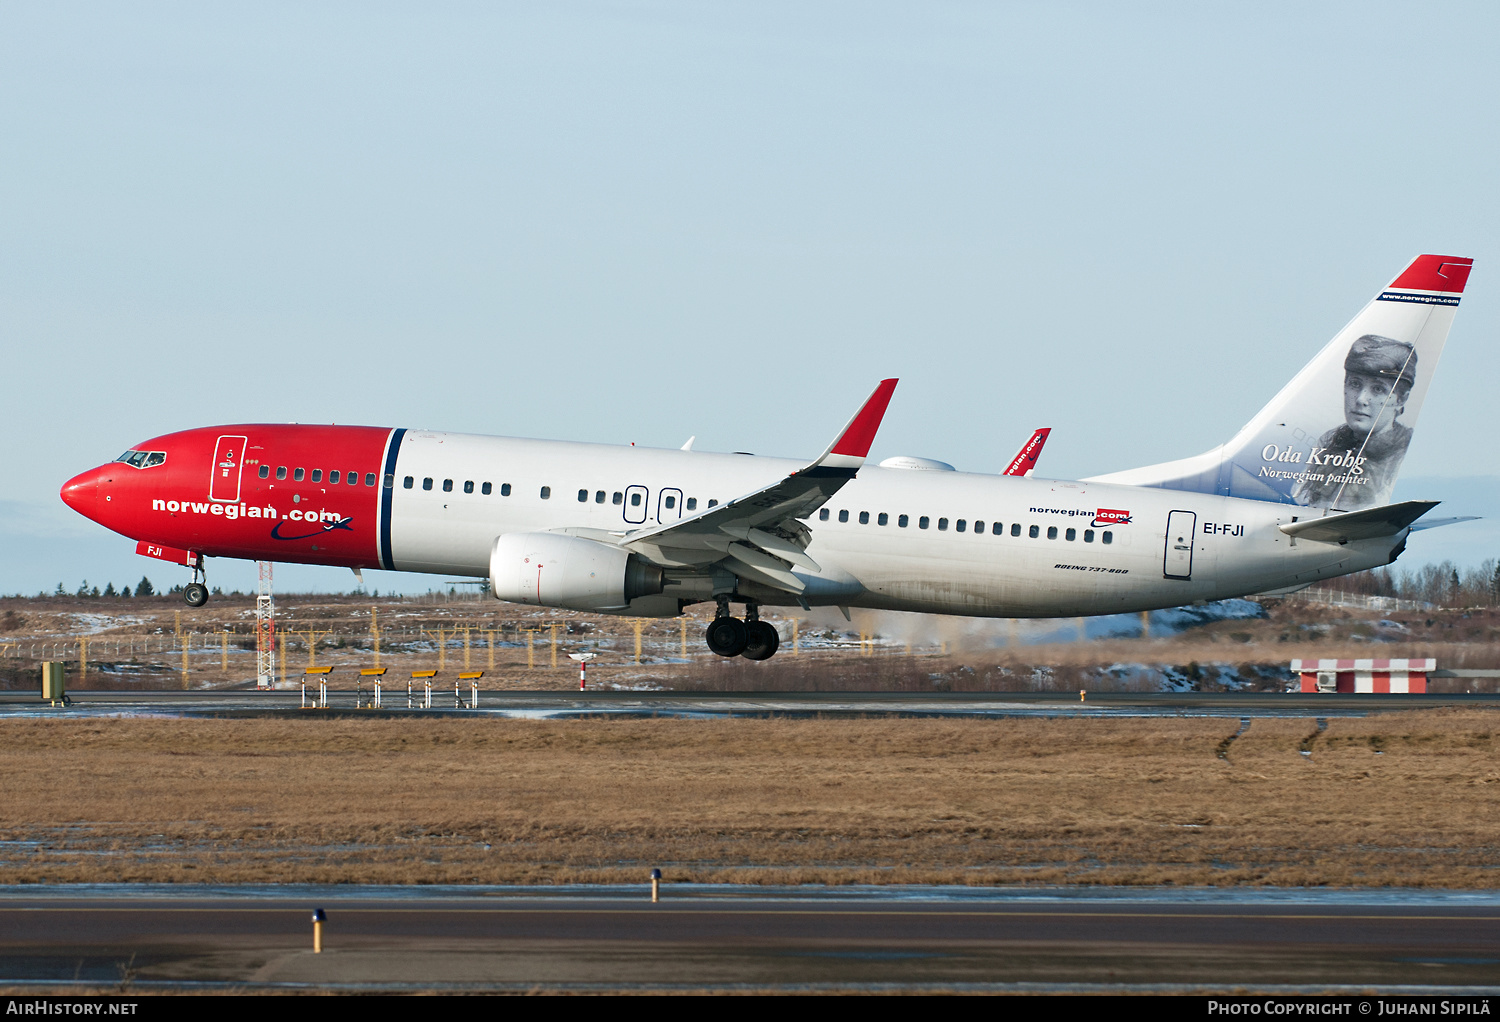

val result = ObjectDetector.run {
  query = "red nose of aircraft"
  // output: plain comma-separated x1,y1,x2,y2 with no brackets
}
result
60,466,106,525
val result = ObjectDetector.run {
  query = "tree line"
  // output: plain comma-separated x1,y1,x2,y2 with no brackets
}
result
1313,559,1500,608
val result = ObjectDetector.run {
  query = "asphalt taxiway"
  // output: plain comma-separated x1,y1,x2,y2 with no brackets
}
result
3,689,1499,720
2,886,1498,993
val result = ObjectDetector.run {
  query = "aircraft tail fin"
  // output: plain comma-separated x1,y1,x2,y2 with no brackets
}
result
1086,255,1472,512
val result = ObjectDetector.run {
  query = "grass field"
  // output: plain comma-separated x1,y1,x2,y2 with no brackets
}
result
3,710,1497,887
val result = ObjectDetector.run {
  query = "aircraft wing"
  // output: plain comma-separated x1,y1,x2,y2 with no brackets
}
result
1278,500,1440,543
616,379,898,593
1004,428,1051,477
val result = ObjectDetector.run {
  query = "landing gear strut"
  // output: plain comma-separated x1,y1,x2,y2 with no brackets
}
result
703,599,781,660
183,560,209,608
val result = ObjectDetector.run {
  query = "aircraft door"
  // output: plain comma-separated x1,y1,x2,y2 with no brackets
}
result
1163,510,1196,580
210,435,248,503
623,484,649,525
657,487,683,524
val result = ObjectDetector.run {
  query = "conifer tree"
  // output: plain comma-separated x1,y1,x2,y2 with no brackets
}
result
103,582,116,597
136,577,155,597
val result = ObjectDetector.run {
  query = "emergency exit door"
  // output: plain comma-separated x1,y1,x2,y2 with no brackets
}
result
1163,510,1196,580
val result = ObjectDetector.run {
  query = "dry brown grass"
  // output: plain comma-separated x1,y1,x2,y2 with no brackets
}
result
1,710,1496,887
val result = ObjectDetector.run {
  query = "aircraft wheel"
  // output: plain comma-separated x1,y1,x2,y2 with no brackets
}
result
741,620,780,661
183,583,209,608
704,616,747,657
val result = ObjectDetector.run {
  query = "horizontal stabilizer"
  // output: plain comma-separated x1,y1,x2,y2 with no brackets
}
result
1408,515,1479,532
1278,500,1439,543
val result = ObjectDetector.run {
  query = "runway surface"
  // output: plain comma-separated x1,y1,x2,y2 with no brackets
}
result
2,886,1497,992
4,689,1500,720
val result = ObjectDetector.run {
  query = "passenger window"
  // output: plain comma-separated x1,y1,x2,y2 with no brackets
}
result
596,491,605,503
1028,525,1039,538
1065,528,1076,541
403,476,414,489
877,513,888,526
1102,531,1113,545
612,491,623,505
819,509,829,521
577,489,588,502
365,473,376,486
898,514,908,528
839,510,849,523
858,511,869,524
919,516,930,529
276,467,287,480
293,468,304,481
501,483,511,496
258,465,269,479
464,481,474,494
482,482,492,495
443,479,453,493
329,470,340,484
311,469,322,483
348,470,358,485
938,518,949,531
956,519,966,533
1084,529,1094,542
975,521,985,534
708,499,718,507
383,473,393,488
630,493,640,506
1012,523,1021,537
1047,526,1058,539
541,486,551,499
422,478,433,491
665,495,676,509
686,498,697,511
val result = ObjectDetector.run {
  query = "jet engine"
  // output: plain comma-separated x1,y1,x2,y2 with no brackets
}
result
489,532,664,612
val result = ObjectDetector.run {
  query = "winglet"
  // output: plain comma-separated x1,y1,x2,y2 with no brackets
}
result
1004,428,1051,477
811,379,898,472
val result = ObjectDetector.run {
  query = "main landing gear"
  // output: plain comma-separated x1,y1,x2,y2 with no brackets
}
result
704,598,781,661
183,561,209,608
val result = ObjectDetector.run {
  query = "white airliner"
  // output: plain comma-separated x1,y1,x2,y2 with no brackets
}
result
61,254,1474,660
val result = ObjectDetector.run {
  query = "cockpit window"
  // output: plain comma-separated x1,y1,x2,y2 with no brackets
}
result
115,450,166,469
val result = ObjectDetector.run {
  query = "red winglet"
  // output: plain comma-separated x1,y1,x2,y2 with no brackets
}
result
1390,255,1473,293
1004,428,1051,476
829,379,899,458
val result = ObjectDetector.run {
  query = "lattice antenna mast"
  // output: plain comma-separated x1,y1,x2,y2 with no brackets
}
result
255,561,275,688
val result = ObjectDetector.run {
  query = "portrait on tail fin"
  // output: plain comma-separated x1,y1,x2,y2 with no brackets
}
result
1292,334,1416,511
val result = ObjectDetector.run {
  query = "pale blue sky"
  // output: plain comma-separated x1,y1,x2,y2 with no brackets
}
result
3,2,1497,595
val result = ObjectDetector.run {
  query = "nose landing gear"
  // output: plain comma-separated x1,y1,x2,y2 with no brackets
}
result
183,559,210,608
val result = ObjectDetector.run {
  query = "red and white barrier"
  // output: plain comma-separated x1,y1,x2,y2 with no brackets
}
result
1291,658,1434,694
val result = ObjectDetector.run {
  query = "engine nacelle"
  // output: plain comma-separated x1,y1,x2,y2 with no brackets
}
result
489,532,664,612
